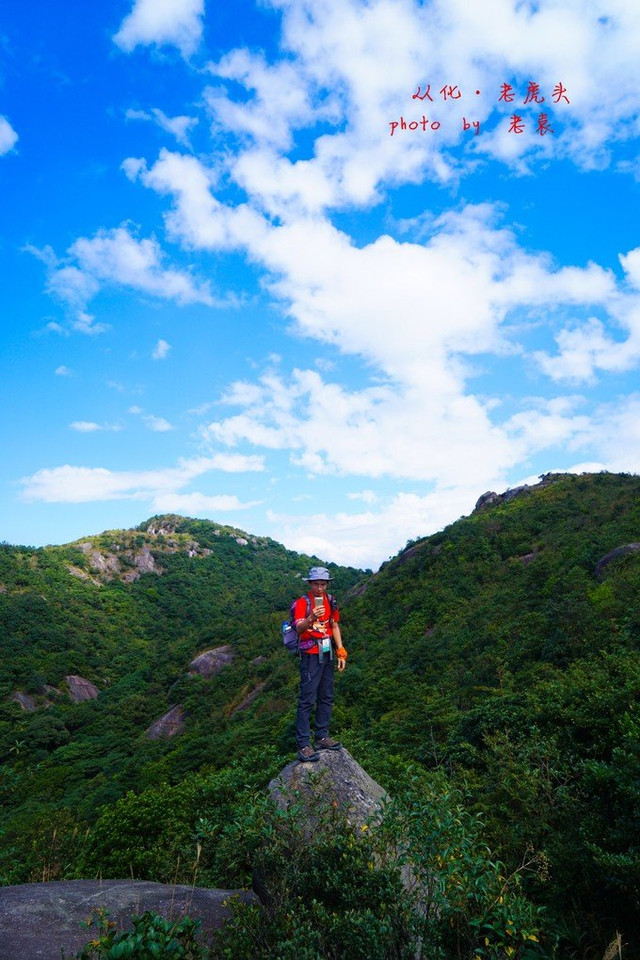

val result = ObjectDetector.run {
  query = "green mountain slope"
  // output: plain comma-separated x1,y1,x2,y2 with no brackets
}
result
339,471,640,950
1,473,639,955
0,515,364,876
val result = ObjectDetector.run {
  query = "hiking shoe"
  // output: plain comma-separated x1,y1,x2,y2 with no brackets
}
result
315,738,342,751
297,745,320,762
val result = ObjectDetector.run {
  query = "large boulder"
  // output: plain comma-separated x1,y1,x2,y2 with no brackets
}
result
145,704,186,739
268,747,388,831
595,542,640,580
10,691,37,711
0,880,256,960
65,675,99,703
189,646,235,678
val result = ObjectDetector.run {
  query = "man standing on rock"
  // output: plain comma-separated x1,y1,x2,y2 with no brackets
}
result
293,566,347,762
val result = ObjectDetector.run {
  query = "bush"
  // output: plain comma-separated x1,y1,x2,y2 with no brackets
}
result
67,909,207,960
210,775,554,959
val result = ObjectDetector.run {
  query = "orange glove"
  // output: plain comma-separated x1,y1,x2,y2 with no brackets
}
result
336,647,348,660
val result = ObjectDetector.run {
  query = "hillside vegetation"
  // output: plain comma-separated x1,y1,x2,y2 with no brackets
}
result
1,473,639,957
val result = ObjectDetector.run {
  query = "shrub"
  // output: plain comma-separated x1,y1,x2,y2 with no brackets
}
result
67,909,207,960
210,775,554,959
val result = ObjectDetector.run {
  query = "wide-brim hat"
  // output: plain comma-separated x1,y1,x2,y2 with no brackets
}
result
304,566,333,581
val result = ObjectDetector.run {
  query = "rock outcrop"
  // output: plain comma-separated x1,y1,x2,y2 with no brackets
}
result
268,747,387,832
145,704,186,740
0,880,256,960
595,542,640,580
189,646,235,678
10,691,37,711
474,473,564,513
228,682,266,715
65,675,99,703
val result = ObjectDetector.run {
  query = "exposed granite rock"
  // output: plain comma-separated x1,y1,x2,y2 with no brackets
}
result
268,747,387,833
475,490,502,510
137,546,156,572
145,520,179,537
189,646,235,678
10,691,37,711
75,541,164,585
230,682,266,715
145,704,186,740
66,565,101,586
518,551,538,566
80,545,122,579
0,879,257,960
396,541,427,565
595,542,640,580
474,473,564,513
65,675,99,703
344,581,369,600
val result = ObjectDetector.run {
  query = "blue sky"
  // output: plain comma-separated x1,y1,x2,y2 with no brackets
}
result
1,0,639,569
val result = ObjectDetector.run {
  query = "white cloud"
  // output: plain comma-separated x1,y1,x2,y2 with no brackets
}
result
347,490,379,504
126,108,198,147
0,116,18,155
72,312,111,336
114,0,205,58
267,487,475,569
571,394,640,472
207,452,265,472
620,247,640,290
21,456,220,503
70,421,122,433
70,421,102,433
55,365,74,377
532,246,640,383
534,317,640,383
42,226,213,330
20,453,265,506
125,149,267,252
152,338,171,359
196,0,640,215
192,204,640,496
151,492,261,513
67,227,213,304
143,415,174,432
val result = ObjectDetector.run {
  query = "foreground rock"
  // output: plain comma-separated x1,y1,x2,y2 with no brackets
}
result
268,747,387,831
0,880,256,960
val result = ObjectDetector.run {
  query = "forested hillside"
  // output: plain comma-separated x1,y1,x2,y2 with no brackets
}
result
0,517,363,879
1,473,639,957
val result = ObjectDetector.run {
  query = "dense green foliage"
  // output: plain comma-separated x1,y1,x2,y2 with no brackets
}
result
66,909,207,959
1,474,640,956
210,778,548,959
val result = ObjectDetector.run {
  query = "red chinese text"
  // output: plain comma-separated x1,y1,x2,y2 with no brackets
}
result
523,81,545,104
412,84,434,102
552,82,570,104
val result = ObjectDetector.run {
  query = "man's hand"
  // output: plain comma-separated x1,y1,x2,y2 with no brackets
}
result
336,647,347,671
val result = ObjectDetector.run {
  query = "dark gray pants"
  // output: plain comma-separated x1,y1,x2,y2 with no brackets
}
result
295,653,335,747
